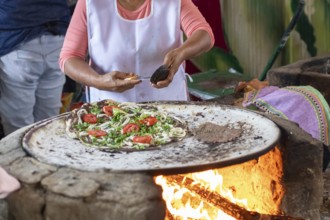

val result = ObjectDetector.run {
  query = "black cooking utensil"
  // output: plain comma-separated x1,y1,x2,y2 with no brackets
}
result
150,65,170,84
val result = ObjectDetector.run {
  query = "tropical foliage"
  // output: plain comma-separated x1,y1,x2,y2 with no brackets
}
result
191,0,330,79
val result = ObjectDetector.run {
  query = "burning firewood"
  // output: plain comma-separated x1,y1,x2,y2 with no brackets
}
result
164,175,304,220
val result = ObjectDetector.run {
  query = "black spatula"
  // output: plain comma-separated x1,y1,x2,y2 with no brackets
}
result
150,65,170,84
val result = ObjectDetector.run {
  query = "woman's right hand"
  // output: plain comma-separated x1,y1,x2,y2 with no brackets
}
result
64,57,141,93
94,71,141,92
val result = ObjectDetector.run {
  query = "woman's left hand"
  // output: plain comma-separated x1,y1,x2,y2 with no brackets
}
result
152,30,212,88
152,48,184,88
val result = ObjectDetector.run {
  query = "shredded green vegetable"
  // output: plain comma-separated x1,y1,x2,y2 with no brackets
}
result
69,101,187,150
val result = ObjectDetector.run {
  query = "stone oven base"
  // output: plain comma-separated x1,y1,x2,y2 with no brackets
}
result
267,54,330,219
0,109,326,220
0,125,166,220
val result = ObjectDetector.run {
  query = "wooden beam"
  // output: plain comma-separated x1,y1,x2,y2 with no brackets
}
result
164,175,304,220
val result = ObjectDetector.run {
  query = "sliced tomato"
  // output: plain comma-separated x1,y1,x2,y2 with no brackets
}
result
83,114,98,124
88,129,107,137
140,116,158,126
102,106,115,116
122,123,140,134
70,102,85,111
102,105,122,117
133,135,152,144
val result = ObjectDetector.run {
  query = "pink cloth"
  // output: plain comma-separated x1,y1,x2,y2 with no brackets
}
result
243,86,330,145
0,167,20,198
59,0,215,72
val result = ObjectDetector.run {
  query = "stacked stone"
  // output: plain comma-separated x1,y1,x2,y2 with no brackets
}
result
0,125,165,220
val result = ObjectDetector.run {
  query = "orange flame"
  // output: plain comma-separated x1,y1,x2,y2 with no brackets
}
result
155,169,249,220
155,148,284,219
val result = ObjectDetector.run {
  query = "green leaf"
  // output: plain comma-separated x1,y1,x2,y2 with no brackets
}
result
291,0,317,56
190,46,244,74
112,107,127,116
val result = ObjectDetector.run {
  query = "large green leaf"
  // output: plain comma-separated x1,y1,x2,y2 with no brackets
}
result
220,0,285,78
291,0,317,56
310,0,330,56
190,46,243,74
188,47,250,100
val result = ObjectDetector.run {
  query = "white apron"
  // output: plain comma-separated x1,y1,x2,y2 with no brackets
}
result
86,0,188,103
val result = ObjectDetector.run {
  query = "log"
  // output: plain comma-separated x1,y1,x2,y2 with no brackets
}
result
165,210,176,220
164,175,304,220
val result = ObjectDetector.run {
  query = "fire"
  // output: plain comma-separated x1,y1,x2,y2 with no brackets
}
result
154,148,285,220
155,169,248,220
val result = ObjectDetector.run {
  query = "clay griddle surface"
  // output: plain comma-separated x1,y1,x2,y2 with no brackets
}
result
22,102,280,175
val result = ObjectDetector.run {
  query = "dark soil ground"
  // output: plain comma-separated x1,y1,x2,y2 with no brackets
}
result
321,168,330,219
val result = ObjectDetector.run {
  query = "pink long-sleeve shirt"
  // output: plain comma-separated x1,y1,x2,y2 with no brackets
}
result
59,0,215,72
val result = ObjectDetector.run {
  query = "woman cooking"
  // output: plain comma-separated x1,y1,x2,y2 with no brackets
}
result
59,0,214,102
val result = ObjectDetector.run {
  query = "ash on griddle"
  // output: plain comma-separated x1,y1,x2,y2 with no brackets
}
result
195,112,205,117
192,122,242,144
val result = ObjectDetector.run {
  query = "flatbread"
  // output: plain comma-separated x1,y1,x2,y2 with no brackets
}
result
192,122,242,143
65,100,187,151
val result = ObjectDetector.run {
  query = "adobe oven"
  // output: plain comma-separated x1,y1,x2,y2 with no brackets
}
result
0,102,324,220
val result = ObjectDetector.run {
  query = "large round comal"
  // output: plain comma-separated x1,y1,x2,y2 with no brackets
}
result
22,102,281,175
